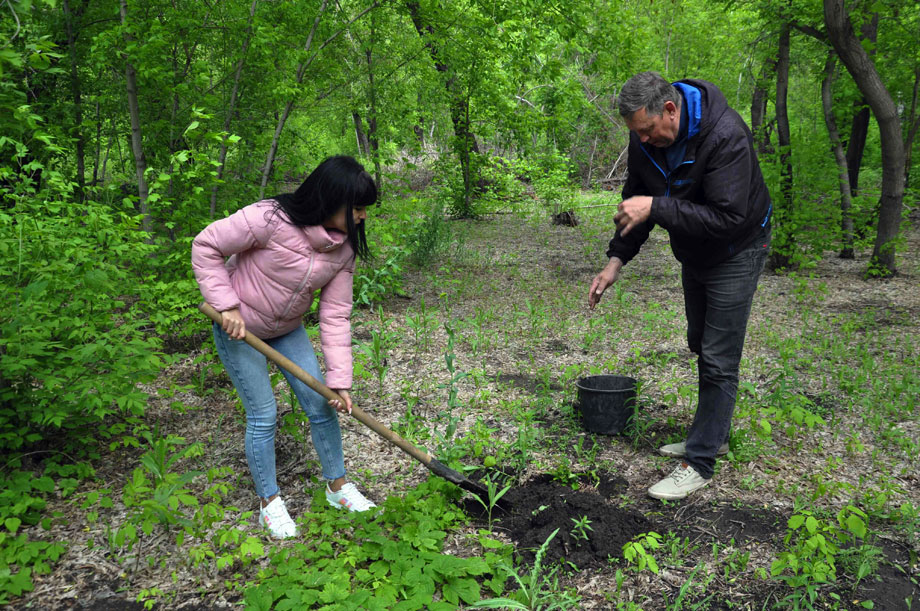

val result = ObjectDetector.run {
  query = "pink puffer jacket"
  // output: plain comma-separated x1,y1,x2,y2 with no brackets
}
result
192,200,356,389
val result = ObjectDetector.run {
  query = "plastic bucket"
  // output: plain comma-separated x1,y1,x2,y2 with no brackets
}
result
575,375,637,435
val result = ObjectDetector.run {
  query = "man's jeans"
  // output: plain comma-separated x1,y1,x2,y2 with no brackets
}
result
213,323,346,499
682,230,770,479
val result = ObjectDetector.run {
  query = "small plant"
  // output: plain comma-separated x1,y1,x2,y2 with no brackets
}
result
570,515,593,543
358,328,389,394
771,505,875,609
622,532,662,574
468,474,512,529
470,528,581,611
435,322,468,454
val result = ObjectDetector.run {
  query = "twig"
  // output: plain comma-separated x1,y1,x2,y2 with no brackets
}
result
4,0,20,45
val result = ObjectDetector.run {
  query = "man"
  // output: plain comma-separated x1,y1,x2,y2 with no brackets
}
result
589,71,772,500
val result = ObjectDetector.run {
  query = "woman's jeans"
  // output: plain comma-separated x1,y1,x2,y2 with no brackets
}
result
681,230,770,479
212,323,346,499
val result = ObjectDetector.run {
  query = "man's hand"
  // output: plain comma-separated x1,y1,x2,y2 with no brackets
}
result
221,308,246,339
614,196,653,236
589,257,623,310
329,390,353,415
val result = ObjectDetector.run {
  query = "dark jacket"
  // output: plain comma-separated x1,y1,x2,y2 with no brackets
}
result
607,79,772,268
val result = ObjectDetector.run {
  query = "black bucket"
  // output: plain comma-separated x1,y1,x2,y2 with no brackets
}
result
575,375,637,435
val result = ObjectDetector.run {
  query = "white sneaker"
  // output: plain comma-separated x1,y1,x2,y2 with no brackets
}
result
648,463,711,500
326,482,377,512
659,440,730,458
259,497,297,539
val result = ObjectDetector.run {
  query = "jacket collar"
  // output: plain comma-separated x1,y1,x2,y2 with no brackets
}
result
302,225,349,253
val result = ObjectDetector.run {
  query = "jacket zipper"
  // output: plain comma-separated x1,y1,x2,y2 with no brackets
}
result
639,145,694,197
278,253,316,324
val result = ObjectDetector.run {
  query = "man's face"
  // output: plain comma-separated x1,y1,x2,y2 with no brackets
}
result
625,101,680,147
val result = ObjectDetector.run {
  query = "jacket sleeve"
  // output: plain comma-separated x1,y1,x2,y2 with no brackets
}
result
606,142,655,264
317,259,355,389
649,118,752,239
191,204,276,312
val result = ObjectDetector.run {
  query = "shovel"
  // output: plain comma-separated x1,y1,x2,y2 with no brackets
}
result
199,303,507,509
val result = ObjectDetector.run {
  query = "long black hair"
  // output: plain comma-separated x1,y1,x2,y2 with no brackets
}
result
270,155,376,259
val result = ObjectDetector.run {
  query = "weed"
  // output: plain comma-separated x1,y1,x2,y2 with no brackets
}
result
470,528,581,611
622,532,663,574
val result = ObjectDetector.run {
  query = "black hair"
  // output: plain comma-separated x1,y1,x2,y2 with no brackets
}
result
269,155,376,260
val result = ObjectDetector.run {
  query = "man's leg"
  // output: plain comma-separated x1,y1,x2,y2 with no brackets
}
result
683,241,768,479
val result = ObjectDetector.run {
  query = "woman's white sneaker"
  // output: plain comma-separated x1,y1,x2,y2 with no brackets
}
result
326,482,377,512
259,497,298,538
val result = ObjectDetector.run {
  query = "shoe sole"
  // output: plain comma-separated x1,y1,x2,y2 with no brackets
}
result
659,445,730,458
647,477,711,500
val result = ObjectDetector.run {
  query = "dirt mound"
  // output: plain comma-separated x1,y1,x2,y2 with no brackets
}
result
491,474,651,570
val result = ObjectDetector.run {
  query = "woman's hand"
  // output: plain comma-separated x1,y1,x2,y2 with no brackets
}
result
221,308,246,339
329,390,353,415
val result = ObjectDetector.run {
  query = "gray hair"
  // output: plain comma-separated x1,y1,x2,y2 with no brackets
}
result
618,71,681,118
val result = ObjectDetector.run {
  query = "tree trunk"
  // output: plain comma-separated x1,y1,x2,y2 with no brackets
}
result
844,14,877,197
119,0,152,235
775,24,793,211
366,45,381,192
821,52,855,259
846,102,870,195
406,1,480,217
352,111,370,156
211,0,258,218
770,23,794,269
751,60,775,157
904,69,920,187
63,0,86,202
824,0,904,276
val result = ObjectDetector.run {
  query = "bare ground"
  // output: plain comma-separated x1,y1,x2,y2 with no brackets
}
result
13,203,920,610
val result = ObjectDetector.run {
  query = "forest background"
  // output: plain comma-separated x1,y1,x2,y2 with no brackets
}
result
0,0,918,608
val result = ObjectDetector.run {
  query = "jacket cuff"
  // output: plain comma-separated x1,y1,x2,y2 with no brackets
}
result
323,345,353,389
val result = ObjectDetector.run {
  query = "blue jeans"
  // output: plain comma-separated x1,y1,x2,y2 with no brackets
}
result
682,229,770,479
212,323,346,499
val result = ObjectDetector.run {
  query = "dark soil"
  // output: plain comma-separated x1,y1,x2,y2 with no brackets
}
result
490,473,652,570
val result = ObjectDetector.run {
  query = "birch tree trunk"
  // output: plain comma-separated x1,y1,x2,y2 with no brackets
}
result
119,0,152,235
824,0,904,276
821,52,855,259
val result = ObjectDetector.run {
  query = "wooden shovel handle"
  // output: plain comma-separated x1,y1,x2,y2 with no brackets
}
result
199,302,434,466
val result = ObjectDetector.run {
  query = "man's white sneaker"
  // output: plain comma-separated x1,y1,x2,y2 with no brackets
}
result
659,440,729,458
648,462,710,500
326,482,377,512
259,496,298,539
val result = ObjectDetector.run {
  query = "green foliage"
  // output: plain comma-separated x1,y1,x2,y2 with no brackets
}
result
622,532,662,574
771,506,876,609
117,434,203,546
470,528,581,611
0,148,166,455
0,467,69,603
243,478,502,610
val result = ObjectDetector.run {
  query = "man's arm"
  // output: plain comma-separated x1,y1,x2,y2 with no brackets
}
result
650,116,755,239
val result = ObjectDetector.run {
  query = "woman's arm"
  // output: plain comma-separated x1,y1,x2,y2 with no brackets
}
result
191,203,275,313
317,261,355,390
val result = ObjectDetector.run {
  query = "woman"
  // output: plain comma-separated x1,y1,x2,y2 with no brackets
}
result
192,155,377,539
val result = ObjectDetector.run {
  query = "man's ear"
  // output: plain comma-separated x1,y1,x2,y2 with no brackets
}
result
663,100,678,114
